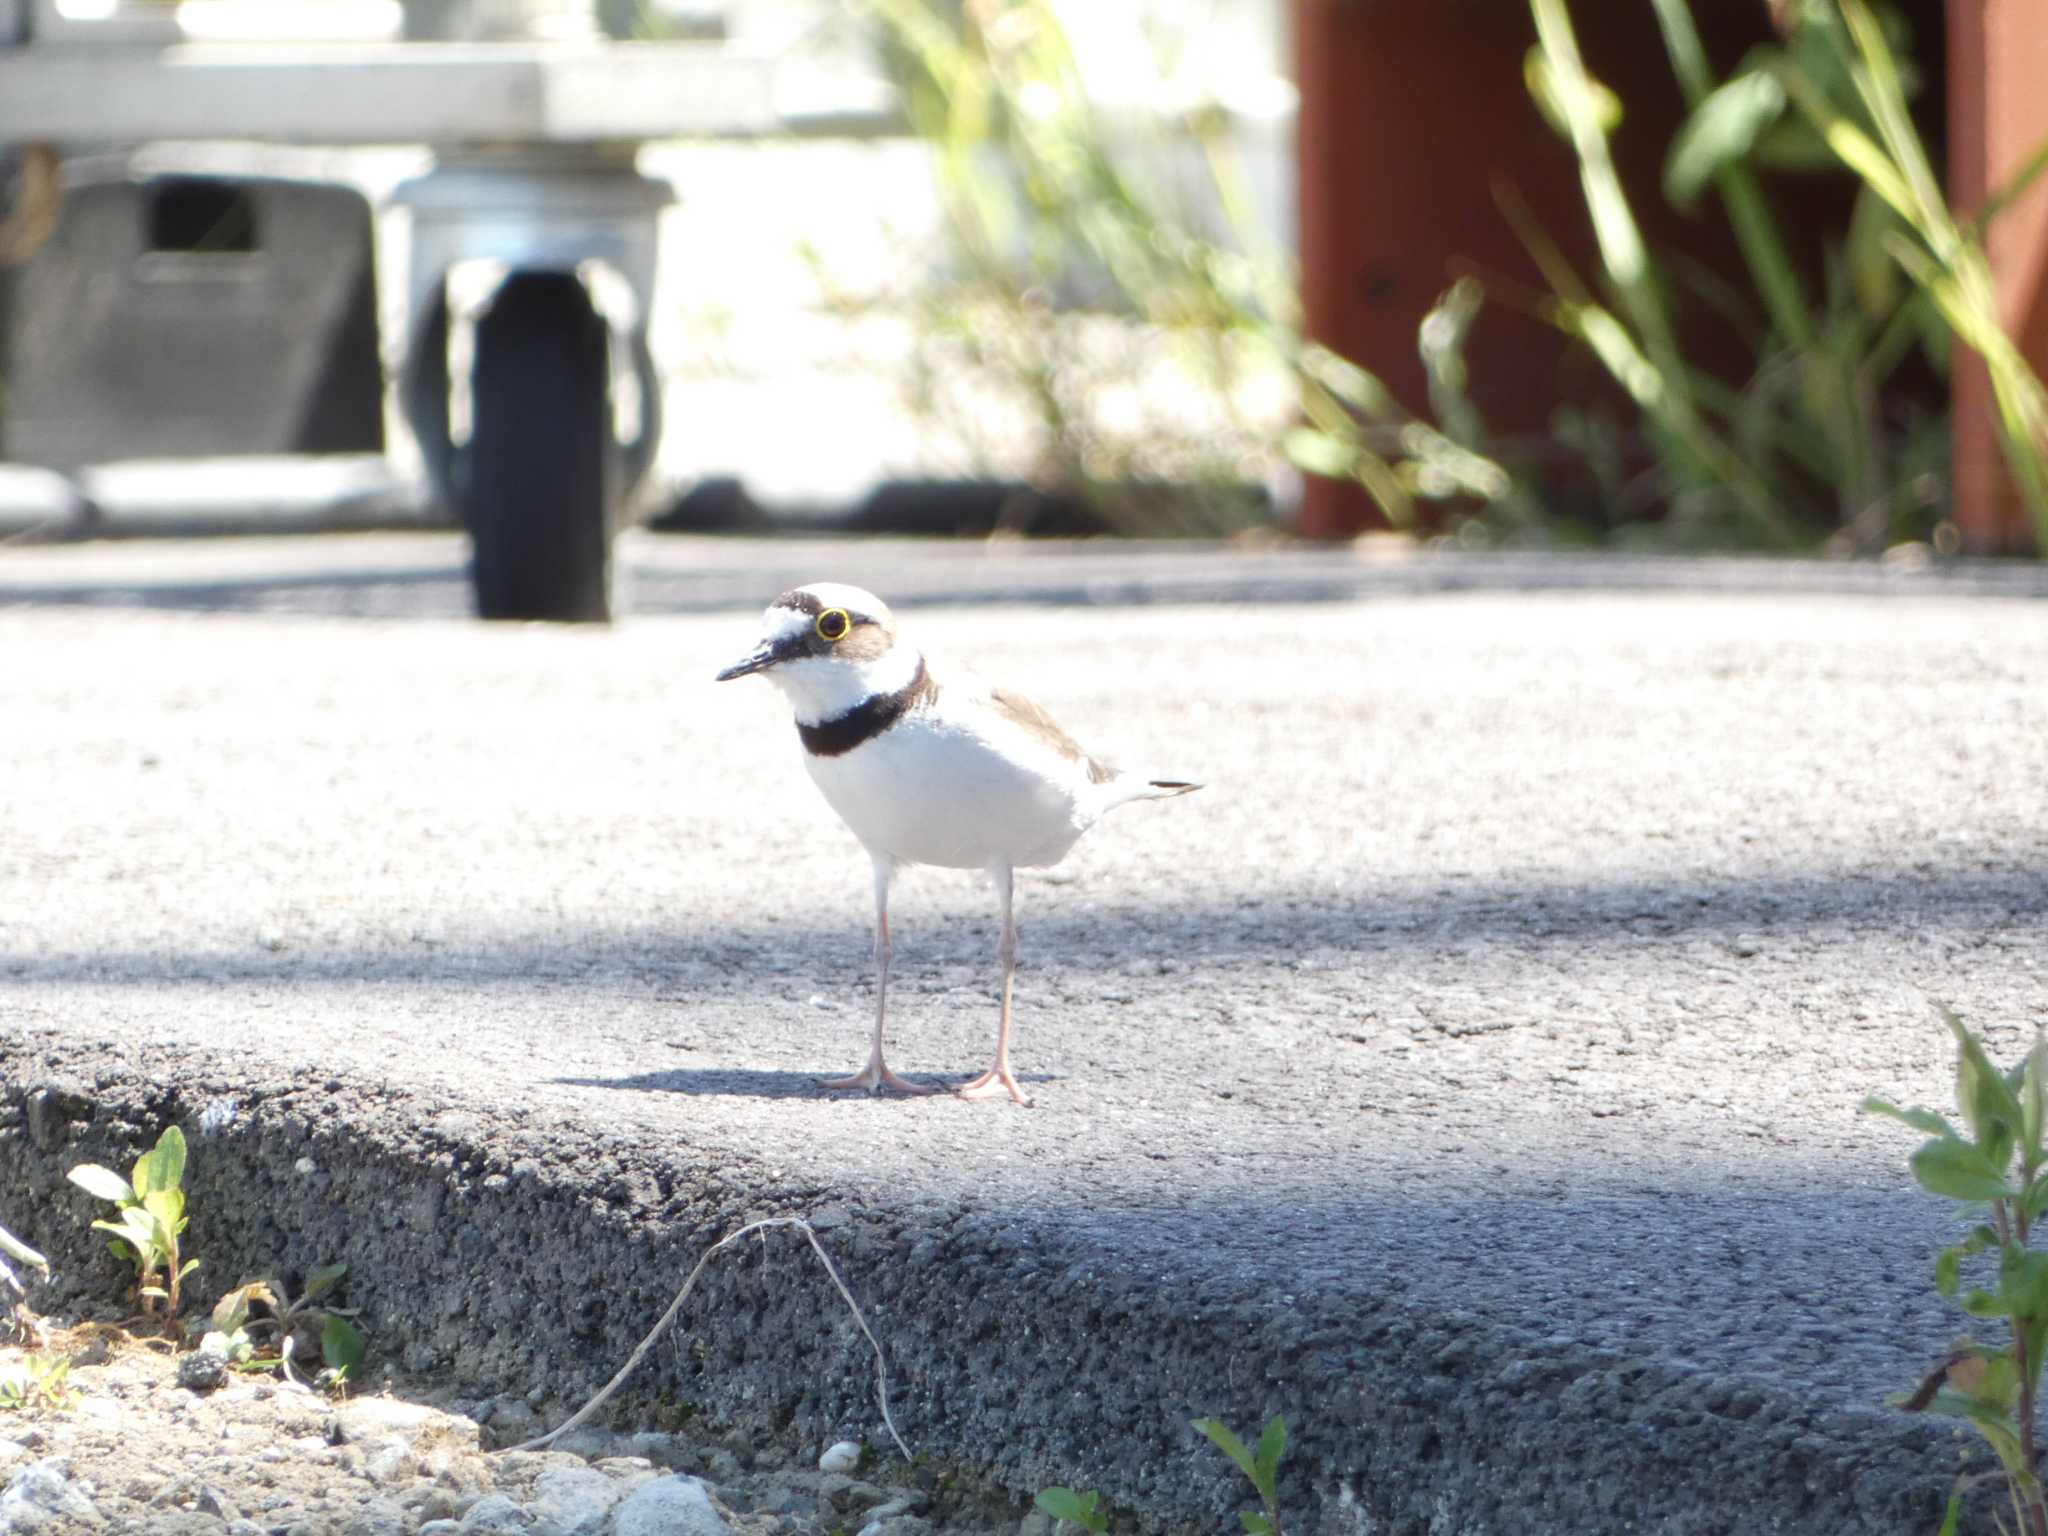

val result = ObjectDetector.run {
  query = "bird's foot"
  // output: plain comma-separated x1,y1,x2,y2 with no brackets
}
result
955,1065,1034,1107
820,1061,941,1095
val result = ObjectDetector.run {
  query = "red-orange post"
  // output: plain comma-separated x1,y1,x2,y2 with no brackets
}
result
1949,0,2048,553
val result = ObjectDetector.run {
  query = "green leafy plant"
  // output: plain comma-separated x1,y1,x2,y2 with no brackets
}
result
1867,1008,2048,1536
1519,0,2048,551
0,1352,75,1412
1519,0,1891,546
856,0,1507,536
1192,1414,1287,1536
67,1126,197,1322
1033,1414,1290,1535
1761,0,2048,548
1035,1485,1110,1535
211,1264,365,1393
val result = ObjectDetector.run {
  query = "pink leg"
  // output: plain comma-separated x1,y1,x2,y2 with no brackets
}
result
823,857,937,1096
957,864,1032,1106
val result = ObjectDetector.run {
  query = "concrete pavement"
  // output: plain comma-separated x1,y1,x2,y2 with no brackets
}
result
2,532,2046,1532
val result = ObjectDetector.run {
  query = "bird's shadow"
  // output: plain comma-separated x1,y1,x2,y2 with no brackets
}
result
556,1068,1056,1101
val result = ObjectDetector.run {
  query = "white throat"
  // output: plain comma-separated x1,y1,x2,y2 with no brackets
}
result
769,638,926,725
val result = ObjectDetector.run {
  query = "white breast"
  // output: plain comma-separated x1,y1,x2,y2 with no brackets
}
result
804,705,1097,870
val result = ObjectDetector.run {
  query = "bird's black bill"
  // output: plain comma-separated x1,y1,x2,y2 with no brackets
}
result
716,638,795,681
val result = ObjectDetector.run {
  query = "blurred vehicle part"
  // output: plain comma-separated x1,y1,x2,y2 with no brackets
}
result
0,0,788,621
1,166,383,466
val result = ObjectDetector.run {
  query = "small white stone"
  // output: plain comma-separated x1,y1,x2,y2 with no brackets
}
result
611,1476,729,1536
362,1435,417,1484
457,1492,532,1533
528,1463,622,1536
817,1441,863,1475
0,1461,100,1527
197,1098,240,1133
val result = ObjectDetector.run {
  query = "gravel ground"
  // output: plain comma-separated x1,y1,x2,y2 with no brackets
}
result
1,534,2046,1533
0,1319,1002,1536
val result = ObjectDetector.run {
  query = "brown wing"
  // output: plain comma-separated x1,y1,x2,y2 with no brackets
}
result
988,687,1118,784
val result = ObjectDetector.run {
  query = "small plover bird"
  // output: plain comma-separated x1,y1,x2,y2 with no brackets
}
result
717,583,1199,1105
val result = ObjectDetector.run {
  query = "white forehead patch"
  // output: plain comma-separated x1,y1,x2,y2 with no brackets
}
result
796,582,891,625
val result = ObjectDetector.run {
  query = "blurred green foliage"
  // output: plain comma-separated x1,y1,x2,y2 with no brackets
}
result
858,0,1502,536
1518,0,2048,551
866,0,2048,551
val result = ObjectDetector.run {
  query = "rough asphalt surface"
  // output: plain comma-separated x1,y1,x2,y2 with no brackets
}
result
3,532,2047,1533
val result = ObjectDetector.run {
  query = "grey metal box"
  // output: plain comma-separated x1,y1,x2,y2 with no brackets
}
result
0,168,383,468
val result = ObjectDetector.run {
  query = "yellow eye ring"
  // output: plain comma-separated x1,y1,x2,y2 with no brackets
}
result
816,608,852,642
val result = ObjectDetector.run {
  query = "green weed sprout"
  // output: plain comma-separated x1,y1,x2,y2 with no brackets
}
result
1034,1486,1109,1535
0,1352,74,1412
212,1264,366,1393
67,1125,197,1321
1034,1415,1288,1534
1867,1009,2048,1536
1192,1414,1287,1536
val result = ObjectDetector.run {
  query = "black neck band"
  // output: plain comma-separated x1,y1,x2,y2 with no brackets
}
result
798,660,931,757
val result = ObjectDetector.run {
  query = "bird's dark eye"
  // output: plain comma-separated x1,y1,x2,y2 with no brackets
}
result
816,608,852,642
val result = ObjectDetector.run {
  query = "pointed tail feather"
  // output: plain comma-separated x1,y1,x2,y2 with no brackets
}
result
1129,778,1201,801
1097,772,1202,811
